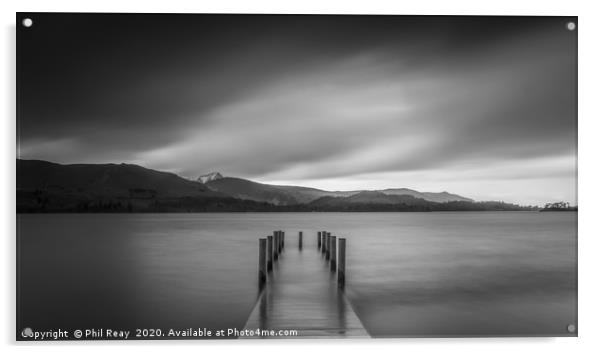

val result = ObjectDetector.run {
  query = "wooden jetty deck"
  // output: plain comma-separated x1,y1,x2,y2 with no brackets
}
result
242,231,370,338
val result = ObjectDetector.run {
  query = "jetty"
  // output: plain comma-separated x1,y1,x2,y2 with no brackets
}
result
242,231,370,338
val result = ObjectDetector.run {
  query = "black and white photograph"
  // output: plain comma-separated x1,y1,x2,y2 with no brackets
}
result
16,13,577,340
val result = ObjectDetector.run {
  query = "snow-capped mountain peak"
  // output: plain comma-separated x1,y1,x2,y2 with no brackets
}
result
197,172,224,184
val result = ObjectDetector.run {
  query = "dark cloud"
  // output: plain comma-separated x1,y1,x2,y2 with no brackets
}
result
17,14,577,204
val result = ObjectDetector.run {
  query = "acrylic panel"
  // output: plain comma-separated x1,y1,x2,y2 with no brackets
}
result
16,13,577,341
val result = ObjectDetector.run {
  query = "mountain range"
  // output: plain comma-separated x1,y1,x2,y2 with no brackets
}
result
201,175,472,205
16,159,531,213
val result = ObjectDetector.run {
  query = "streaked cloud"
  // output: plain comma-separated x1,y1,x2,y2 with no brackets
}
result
18,15,577,205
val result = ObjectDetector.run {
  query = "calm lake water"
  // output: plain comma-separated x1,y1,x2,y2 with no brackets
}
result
17,212,577,338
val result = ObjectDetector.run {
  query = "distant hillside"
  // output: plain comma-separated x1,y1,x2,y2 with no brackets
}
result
380,188,472,203
203,175,471,205
18,159,220,197
310,191,433,209
308,191,531,212
17,159,533,213
266,185,335,204
205,177,299,205
17,159,230,212
205,177,366,205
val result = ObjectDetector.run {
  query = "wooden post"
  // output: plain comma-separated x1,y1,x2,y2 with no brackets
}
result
273,231,279,260
282,231,285,250
325,234,331,260
298,231,303,250
258,238,267,287
279,231,282,252
338,238,346,287
330,236,337,271
267,235,273,271
321,232,327,253
317,231,322,249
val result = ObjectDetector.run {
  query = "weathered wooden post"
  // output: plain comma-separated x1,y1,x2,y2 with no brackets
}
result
317,231,322,249
321,232,327,253
258,238,267,287
330,236,337,271
267,235,274,271
282,231,285,250
279,231,283,252
298,231,303,250
319,231,324,252
338,238,346,287
273,231,279,260
325,234,331,260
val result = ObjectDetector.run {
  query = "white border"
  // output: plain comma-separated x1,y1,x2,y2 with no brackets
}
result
2,1,601,353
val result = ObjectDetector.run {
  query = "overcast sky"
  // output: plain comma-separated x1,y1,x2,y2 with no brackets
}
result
18,14,577,205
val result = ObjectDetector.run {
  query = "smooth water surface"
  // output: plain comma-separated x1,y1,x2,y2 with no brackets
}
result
18,212,576,337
